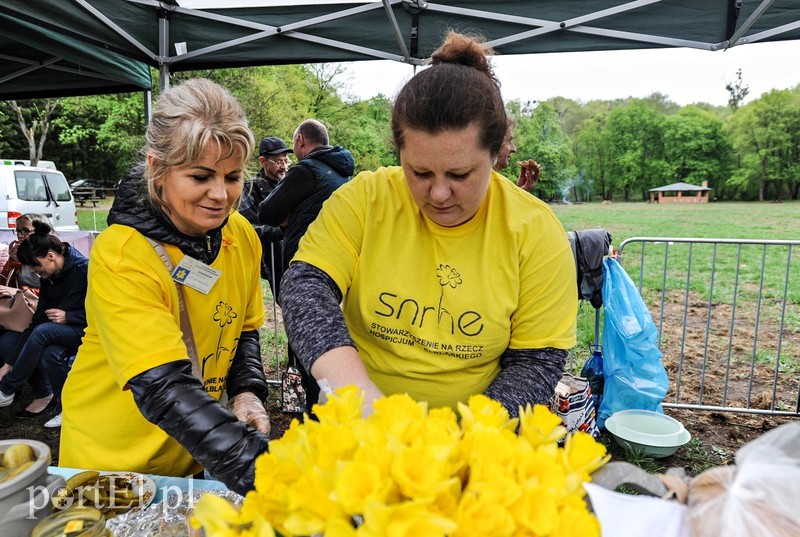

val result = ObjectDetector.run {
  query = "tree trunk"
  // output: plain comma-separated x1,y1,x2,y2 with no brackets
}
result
9,99,60,166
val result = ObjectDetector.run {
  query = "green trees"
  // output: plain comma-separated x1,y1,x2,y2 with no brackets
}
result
512,101,576,201
726,88,800,201
604,99,667,201
54,93,146,183
1,65,797,202
566,87,797,202
2,99,60,166
662,106,733,195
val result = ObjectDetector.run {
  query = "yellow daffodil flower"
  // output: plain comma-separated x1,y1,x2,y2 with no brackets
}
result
195,391,604,537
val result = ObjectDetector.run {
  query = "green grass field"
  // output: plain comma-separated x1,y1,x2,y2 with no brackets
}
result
77,206,110,232
550,201,799,243
82,200,799,240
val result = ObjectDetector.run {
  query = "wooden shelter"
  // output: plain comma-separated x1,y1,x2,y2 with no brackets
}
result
649,181,711,204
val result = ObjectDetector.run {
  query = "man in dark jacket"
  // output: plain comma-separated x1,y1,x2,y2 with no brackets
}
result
258,119,354,274
258,119,354,408
239,136,292,298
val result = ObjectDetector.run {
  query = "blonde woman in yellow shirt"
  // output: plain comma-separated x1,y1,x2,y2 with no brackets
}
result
59,79,269,495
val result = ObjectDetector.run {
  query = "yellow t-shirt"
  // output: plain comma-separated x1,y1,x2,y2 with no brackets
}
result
59,212,265,477
294,166,576,410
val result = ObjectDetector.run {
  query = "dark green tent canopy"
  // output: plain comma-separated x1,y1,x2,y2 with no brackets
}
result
0,10,152,99
1,0,798,97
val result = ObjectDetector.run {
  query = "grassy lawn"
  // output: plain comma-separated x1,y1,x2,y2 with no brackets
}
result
84,199,799,240
76,205,110,232
551,200,799,243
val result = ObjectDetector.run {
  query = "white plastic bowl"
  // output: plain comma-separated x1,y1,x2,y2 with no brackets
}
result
605,409,691,458
0,439,65,536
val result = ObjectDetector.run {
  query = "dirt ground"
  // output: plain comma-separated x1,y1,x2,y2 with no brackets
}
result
2,291,797,480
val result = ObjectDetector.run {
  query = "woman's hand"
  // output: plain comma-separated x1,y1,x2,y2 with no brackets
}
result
231,391,271,435
8,240,21,261
311,346,384,417
45,308,67,323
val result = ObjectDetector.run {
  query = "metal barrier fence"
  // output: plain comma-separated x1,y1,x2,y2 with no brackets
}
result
617,237,800,417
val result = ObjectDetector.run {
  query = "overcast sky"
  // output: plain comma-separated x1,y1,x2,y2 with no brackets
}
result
339,40,800,107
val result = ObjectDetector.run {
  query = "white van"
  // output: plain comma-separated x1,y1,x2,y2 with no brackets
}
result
0,158,58,170
0,163,79,231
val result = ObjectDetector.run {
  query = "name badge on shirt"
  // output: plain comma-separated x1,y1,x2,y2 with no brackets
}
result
171,255,221,295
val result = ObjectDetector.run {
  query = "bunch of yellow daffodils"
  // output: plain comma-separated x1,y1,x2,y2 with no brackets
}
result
192,386,609,537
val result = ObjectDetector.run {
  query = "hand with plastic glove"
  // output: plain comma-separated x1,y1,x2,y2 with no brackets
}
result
231,391,271,436
311,346,385,418
317,376,384,418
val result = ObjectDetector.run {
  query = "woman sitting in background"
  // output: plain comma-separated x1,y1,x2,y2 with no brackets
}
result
0,214,50,412
0,213,48,290
0,220,88,428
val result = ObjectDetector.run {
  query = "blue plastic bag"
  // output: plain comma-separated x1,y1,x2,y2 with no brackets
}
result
597,258,669,429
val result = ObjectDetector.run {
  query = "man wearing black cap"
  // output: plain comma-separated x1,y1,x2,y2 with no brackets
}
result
239,136,293,298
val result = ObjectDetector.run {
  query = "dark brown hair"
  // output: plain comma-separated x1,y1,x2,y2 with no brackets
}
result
391,32,507,154
16,220,66,267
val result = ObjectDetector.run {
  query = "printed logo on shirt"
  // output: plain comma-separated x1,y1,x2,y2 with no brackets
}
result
371,263,486,361
201,301,240,394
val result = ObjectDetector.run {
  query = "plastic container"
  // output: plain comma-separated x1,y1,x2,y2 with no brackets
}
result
604,409,691,458
0,439,65,536
31,507,111,537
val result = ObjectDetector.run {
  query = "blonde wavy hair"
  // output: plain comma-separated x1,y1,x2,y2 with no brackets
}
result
144,78,255,211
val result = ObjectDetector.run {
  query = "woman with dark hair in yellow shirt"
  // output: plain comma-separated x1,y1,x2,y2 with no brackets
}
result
280,32,577,418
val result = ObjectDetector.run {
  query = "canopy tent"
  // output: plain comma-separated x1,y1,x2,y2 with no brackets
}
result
1,0,798,97
0,11,152,99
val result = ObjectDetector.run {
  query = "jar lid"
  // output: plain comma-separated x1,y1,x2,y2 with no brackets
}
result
31,507,109,537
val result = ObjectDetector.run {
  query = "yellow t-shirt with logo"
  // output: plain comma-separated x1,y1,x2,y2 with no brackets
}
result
59,212,265,477
294,166,576,410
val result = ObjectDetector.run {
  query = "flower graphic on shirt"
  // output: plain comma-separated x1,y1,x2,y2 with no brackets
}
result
214,302,238,327
221,236,234,250
436,264,462,324
202,301,239,377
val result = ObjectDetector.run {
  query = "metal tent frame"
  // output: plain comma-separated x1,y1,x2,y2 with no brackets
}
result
1,0,798,98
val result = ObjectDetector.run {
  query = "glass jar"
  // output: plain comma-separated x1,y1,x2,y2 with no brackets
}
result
31,507,110,537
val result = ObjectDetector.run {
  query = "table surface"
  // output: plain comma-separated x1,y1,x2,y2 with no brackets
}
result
48,466,229,504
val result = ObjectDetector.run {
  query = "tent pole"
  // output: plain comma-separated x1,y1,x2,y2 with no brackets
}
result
158,6,170,91
144,90,152,126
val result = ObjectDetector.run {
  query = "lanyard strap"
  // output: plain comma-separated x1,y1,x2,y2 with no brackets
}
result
147,238,202,381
